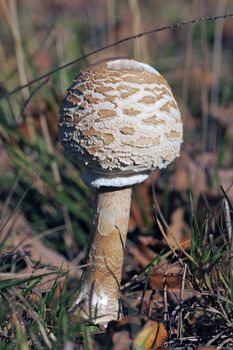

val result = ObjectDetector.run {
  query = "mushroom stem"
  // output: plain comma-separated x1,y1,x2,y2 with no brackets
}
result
75,186,132,324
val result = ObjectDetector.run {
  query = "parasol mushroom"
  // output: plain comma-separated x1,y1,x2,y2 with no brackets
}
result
58,57,183,325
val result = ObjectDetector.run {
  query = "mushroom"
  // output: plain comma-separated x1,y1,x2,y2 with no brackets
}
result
58,58,183,325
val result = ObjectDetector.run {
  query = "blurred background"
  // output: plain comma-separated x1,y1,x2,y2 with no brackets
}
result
0,0,233,292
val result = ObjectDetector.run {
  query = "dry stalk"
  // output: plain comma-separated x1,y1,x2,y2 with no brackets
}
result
152,179,197,265
10,288,54,349
162,264,169,322
39,112,76,258
216,281,231,326
55,24,69,95
218,337,233,349
223,198,233,275
0,0,37,143
206,330,225,346
181,0,197,113
0,173,38,245
209,0,228,151
2,13,232,101
106,0,116,56
148,289,156,319
0,171,22,224
0,0,29,100
177,264,187,342
128,0,149,61
199,0,211,152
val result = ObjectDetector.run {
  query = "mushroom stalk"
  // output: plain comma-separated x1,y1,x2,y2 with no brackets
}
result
59,57,183,326
75,186,132,324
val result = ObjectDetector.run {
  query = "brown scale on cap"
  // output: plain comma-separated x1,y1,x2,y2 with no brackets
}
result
59,57,182,188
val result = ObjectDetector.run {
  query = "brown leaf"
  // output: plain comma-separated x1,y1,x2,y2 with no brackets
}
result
170,152,207,195
16,233,78,292
165,207,190,249
129,178,156,233
149,261,182,290
18,234,71,271
137,236,158,246
0,210,77,292
112,330,132,350
133,320,167,349
105,316,141,350
0,210,31,244
171,151,233,201
127,243,155,268
212,104,233,127
127,245,150,268
218,169,233,200
129,191,148,233
149,260,195,303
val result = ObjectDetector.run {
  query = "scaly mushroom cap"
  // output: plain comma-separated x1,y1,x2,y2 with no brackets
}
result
59,58,183,188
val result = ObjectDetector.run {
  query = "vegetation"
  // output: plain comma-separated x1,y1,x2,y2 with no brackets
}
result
0,0,233,349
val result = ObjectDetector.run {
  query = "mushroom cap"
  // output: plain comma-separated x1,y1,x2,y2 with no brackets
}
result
59,58,183,188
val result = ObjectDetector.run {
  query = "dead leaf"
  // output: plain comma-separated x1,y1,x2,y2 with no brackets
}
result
170,152,207,195
14,232,78,292
150,261,182,290
105,316,141,350
112,330,132,350
0,209,77,292
129,189,149,233
212,104,233,128
0,209,31,244
165,207,190,249
129,178,156,233
171,151,233,201
127,242,156,268
137,236,158,247
133,320,167,349
218,169,233,199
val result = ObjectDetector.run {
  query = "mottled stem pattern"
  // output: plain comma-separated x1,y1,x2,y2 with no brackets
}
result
75,187,132,324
